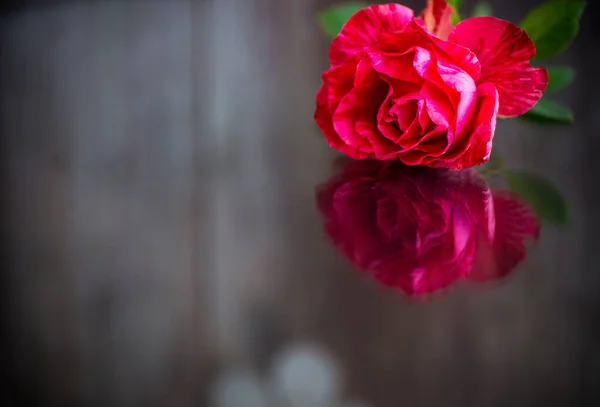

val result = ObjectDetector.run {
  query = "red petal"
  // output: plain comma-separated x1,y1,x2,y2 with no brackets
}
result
420,82,454,128
332,61,391,158
315,84,358,158
315,61,364,158
375,22,480,82
373,23,481,140
329,3,415,66
449,17,548,117
419,0,454,40
437,82,498,170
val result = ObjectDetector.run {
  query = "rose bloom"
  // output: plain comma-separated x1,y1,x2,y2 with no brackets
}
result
315,1,548,169
316,159,540,296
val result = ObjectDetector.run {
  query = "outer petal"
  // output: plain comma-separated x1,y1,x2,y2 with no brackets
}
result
449,17,548,117
329,3,415,66
315,83,359,158
419,0,454,40
332,60,391,158
315,60,363,158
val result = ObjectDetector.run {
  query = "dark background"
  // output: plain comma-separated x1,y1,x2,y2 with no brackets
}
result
1,0,599,406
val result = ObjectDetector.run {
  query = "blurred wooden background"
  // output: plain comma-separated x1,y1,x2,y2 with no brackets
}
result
1,0,600,406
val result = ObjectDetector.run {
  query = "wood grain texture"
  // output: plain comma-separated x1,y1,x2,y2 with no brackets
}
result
1,0,596,406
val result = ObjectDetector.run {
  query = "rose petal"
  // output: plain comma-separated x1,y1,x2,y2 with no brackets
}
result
390,99,419,131
396,118,425,150
332,62,390,158
315,84,352,156
420,82,454,127
315,59,364,158
329,4,415,66
433,51,478,136
332,90,376,156
437,82,498,169
321,60,356,104
376,83,404,142
375,23,480,139
414,127,448,155
417,99,430,129
377,23,481,81
376,76,422,143
449,17,548,117
419,0,454,40
396,149,429,166
368,45,431,83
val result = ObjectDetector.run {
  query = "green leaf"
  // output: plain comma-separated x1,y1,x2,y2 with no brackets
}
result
447,0,463,24
450,10,461,25
318,3,368,39
505,170,568,225
522,98,574,124
472,2,493,17
545,66,576,93
447,0,463,9
520,1,586,60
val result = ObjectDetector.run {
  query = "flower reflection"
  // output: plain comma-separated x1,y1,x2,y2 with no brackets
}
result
316,159,540,296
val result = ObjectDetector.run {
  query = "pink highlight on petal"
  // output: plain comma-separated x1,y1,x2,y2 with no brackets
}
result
439,82,498,170
419,0,454,40
421,82,454,127
449,17,548,117
329,3,415,67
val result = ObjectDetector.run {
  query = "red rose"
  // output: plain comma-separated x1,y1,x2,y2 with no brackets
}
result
316,159,540,296
315,1,548,169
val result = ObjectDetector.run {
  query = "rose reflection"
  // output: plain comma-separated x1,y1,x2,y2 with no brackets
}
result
316,159,540,296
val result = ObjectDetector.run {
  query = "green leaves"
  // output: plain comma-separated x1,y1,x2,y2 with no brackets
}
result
520,1,586,60
505,170,568,225
446,0,463,8
472,2,493,17
450,10,462,25
448,0,463,25
450,11,462,26
545,66,576,94
523,98,574,123
317,2,367,39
